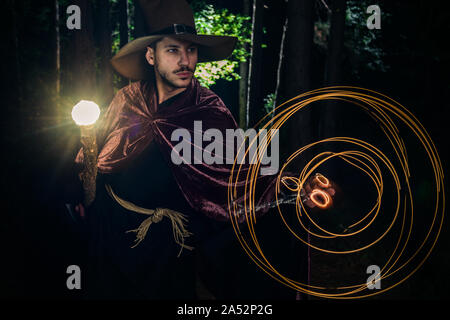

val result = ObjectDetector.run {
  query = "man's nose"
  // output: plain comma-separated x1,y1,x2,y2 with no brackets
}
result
178,50,190,66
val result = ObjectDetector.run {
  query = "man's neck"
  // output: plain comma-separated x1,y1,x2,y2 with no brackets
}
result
155,80,187,104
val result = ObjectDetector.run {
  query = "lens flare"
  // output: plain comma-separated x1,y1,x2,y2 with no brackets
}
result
71,100,100,126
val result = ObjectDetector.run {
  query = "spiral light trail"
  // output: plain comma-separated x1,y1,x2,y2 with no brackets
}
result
227,86,445,299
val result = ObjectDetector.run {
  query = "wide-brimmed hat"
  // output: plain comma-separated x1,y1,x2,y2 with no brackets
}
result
111,0,238,80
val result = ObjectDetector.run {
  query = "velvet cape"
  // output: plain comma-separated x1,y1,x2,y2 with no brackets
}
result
75,77,281,222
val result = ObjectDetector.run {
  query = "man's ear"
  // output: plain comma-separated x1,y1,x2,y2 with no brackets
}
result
145,47,155,66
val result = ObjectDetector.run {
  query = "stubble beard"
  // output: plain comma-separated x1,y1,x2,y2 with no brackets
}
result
154,58,194,90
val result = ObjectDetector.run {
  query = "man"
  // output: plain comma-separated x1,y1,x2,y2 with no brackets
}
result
72,0,335,299
145,37,198,104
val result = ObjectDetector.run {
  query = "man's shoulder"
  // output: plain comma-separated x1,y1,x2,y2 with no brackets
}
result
108,80,154,109
115,80,147,97
197,82,218,97
196,82,225,106
104,80,151,114
194,80,237,127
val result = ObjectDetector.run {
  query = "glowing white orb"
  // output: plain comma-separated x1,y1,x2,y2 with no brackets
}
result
71,100,100,126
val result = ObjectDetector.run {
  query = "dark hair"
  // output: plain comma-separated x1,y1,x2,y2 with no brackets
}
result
149,38,163,51
144,38,163,81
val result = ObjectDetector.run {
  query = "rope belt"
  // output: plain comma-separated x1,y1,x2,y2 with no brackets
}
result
105,184,194,257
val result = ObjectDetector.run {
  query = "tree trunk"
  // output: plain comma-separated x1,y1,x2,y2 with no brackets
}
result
71,0,96,102
322,0,346,138
97,0,114,107
325,0,346,85
238,0,251,129
278,0,314,153
0,0,24,298
55,0,61,123
246,0,264,128
1,0,21,128
275,0,315,301
118,0,129,87
118,0,129,47
272,15,288,118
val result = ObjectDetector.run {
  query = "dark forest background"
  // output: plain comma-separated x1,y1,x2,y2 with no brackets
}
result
0,0,449,300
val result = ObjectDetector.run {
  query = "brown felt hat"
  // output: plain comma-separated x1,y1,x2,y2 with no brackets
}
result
111,0,238,80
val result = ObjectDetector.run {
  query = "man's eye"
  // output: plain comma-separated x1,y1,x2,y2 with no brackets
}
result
168,49,177,53
188,47,197,53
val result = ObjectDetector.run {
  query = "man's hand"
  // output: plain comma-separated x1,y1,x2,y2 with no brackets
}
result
74,203,86,219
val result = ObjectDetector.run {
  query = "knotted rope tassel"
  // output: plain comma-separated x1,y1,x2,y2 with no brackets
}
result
105,184,193,257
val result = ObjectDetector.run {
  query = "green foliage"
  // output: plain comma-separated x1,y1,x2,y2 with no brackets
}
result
111,29,121,55
345,1,390,76
313,21,330,49
263,92,276,115
191,1,251,88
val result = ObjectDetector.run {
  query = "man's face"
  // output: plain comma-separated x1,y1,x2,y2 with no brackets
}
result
146,36,198,90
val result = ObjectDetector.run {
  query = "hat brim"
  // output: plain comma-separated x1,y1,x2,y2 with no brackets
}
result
110,34,237,80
